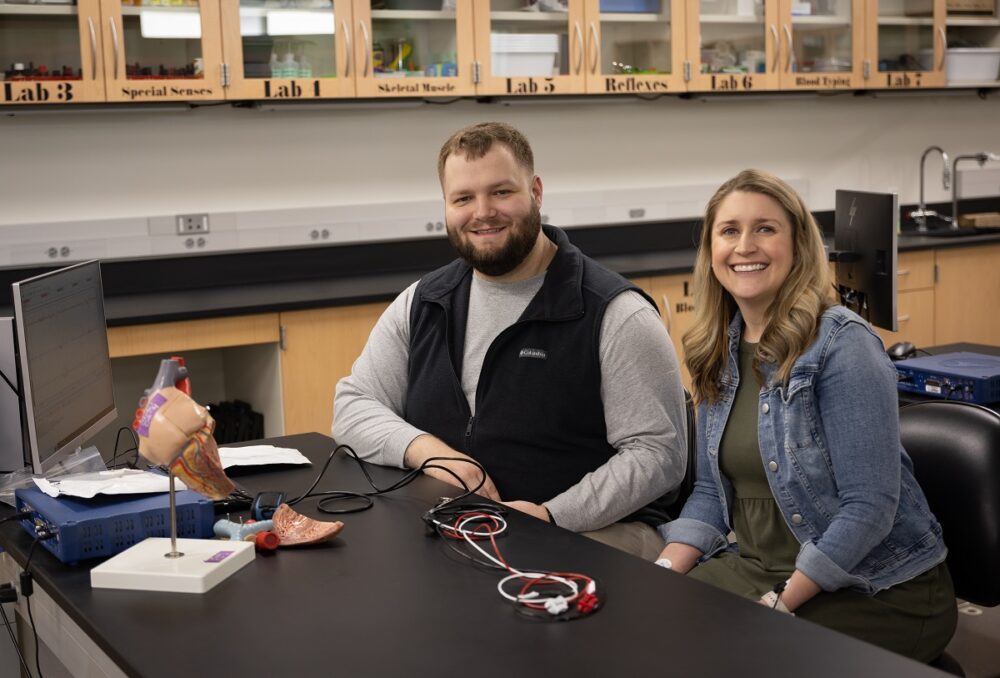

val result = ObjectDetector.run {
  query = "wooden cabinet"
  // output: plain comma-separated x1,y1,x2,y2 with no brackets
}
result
1,0,990,104
934,243,1000,345
631,272,695,391
278,301,388,436
876,248,936,348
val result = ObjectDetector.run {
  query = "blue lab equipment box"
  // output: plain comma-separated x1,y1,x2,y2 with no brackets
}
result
599,0,661,12
15,487,214,564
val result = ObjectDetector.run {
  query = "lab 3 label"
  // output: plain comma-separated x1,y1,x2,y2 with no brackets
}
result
3,82,74,103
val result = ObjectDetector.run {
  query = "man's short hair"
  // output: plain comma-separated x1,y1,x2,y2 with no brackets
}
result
437,122,535,184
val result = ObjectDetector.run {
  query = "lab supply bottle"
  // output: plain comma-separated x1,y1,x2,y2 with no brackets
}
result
297,47,312,77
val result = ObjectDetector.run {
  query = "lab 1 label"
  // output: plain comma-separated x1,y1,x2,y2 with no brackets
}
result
886,72,922,88
604,78,671,93
505,78,556,94
3,82,74,103
264,80,321,98
710,74,754,91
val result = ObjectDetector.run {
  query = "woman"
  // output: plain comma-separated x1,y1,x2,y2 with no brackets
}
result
656,170,956,662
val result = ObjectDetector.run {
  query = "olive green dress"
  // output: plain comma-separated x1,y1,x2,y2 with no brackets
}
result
688,341,956,662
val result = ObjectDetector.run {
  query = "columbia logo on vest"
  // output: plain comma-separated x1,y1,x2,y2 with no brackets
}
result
518,348,548,360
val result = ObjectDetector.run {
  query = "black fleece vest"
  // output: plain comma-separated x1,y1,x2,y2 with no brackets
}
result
405,226,673,527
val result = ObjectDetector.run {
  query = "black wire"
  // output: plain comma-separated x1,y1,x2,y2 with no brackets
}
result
285,445,488,515
0,603,31,677
22,536,47,678
110,427,140,469
25,593,42,678
0,368,17,396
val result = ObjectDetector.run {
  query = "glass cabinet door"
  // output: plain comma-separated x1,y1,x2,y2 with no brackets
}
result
867,0,945,88
0,0,105,105
687,0,781,92
354,0,476,97
584,0,686,94
101,0,224,102
779,0,864,90
221,0,355,99
474,0,586,95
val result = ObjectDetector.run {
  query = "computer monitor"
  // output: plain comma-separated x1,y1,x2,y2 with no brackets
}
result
833,189,898,332
11,261,117,474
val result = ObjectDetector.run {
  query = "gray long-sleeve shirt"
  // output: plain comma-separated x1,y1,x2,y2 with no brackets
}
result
332,271,687,532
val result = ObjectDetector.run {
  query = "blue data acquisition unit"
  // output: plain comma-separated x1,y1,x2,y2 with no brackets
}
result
894,352,1000,405
15,487,214,565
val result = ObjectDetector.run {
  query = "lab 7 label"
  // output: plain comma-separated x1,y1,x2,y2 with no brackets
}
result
264,80,321,98
710,74,754,91
3,82,74,103
885,72,923,88
505,78,556,94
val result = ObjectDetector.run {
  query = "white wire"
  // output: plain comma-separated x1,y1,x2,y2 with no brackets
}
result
449,511,585,610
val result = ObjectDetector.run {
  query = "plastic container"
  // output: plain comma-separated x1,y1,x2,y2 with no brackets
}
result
945,48,1000,82
490,33,560,77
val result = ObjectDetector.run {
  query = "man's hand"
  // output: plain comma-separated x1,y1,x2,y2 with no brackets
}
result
502,500,551,522
404,435,500,501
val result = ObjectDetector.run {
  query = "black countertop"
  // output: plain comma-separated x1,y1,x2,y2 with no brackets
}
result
1,200,998,327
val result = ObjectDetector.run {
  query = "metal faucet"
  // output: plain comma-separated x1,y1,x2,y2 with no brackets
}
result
951,152,999,229
913,146,950,231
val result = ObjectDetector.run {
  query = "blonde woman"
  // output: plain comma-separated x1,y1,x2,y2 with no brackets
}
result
656,170,955,662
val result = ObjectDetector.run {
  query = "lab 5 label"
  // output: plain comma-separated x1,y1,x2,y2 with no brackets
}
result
264,80,321,98
3,82,74,103
710,74,754,91
505,78,556,94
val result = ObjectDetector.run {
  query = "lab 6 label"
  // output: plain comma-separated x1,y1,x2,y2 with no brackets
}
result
3,82,74,103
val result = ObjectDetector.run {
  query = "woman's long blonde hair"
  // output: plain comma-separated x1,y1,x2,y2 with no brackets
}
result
683,170,831,404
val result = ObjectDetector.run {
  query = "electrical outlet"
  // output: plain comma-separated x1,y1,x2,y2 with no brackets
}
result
176,214,210,235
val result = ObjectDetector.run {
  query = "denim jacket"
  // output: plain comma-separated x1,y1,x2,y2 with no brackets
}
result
659,306,946,594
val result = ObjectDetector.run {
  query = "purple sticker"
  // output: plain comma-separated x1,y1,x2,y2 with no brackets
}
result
136,392,167,437
204,550,234,563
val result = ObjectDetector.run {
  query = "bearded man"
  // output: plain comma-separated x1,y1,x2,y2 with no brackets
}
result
332,122,687,559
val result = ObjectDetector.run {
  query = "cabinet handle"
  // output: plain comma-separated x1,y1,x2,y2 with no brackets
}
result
109,16,121,80
588,22,599,75
87,17,97,80
897,314,911,323
360,21,371,77
937,27,946,71
783,25,792,72
769,25,779,72
573,22,583,75
897,269,910,277
341,20,352,77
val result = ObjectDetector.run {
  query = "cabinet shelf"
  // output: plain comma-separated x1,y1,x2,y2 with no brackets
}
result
489,10,570,22
791,15,852,27
121,5,200,15
370,9,456,20
877,16,934,26
0,4,77,15
947,16,1000,27
700,14,761,24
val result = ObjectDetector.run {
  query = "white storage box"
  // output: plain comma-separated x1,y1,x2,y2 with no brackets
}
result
946,48,1000,82
490,33,560,77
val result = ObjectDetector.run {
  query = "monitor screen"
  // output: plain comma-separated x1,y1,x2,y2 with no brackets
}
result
12,261,117,474
834,190,898,332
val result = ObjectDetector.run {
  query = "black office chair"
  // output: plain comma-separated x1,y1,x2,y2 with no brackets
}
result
899,400,1000,674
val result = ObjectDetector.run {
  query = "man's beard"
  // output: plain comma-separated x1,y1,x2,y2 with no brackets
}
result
447,201,542,277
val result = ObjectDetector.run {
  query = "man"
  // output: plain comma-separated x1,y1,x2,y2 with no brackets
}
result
333,122,686,559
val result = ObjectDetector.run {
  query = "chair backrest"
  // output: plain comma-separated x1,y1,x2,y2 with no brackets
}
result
899,401,1000,607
